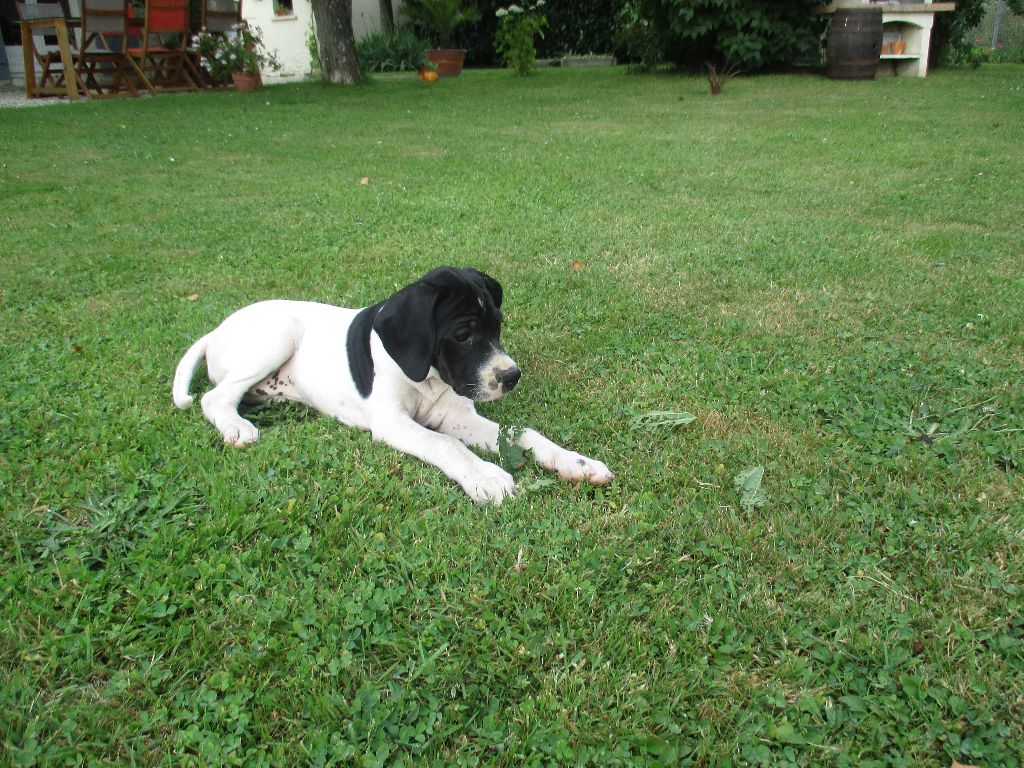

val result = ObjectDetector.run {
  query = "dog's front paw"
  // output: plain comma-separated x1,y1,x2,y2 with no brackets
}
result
220,419,260,447
463,462,517,505
550,452,614,485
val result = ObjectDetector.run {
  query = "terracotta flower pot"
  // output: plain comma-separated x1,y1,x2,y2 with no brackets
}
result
892,38,905,55
231,71,261,91
425,49,466,77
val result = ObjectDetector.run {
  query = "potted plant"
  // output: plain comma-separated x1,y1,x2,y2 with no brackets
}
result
192,23,282,91
418,59,439,81
402,0,480,77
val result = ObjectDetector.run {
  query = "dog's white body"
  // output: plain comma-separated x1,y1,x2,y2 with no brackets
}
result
173,271,612,504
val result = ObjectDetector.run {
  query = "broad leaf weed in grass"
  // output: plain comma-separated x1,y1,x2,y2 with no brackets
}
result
2,66,1023,767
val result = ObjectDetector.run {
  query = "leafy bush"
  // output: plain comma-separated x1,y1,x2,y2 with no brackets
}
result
991,43,1024,62
933,0,992,64
307,21,321,76
535,0,626,58
951,42,992,68
614,0,662,71
932,0,1024,64
356,26,430,72
192,23,282,79
462,0,628,67
494,2,548,75
629,0,826,71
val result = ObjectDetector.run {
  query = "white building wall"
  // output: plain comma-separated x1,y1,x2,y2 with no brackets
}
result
244,0,315,82
3,44,22,82
249,0,398,82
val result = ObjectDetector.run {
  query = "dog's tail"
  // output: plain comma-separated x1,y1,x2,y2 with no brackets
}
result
172,332,212,409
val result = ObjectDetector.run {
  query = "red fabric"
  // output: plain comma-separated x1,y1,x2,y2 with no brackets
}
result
147,3,187,32
126,6,142,33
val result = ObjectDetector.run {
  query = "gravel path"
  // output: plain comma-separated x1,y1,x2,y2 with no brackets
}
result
0,82,64,108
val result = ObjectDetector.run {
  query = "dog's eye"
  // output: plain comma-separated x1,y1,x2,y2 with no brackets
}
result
453,320,479,343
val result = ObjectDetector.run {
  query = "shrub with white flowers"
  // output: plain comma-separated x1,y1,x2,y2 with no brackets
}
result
494,1,547,76
191,23,282,82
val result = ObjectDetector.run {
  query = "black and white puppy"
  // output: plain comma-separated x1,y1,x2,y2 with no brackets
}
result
173,267,613,503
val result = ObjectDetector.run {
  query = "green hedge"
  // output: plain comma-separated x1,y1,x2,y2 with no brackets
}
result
633,0,826,71
459,0,628,67
455,0,1024,71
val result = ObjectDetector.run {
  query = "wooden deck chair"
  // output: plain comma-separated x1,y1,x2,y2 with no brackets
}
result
128,0,202,92
77,0,152,96
16,1,80,96
200,0,241,33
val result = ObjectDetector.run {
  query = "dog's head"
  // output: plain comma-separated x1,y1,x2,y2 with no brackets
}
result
374,267,520,401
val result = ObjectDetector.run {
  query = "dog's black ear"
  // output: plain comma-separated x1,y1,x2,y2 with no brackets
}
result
468,268,503,309
373,280,439,382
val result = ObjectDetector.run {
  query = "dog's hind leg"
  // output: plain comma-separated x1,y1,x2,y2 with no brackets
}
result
201,320,301,447
201,371,271,447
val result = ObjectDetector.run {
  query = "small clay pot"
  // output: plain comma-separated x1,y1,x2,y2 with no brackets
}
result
231,71,260,91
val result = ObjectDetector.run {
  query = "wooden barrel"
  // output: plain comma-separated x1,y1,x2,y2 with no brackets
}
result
826,8,883,80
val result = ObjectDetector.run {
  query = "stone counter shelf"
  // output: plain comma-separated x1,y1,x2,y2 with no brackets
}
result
815,1,956,77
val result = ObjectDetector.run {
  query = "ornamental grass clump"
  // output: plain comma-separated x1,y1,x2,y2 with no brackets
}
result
705,61,741,95
192,23,282,81
494,1,547,75
356,25,431,72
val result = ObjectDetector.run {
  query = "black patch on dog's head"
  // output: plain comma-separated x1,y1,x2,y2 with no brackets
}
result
371,267,506,397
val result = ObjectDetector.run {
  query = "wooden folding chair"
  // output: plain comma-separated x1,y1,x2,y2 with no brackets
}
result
77,0,153,97
128,0,202,92
16,1,84,97
200,0,241,33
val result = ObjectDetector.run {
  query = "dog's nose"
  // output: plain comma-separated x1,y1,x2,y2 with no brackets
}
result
498,366,521,391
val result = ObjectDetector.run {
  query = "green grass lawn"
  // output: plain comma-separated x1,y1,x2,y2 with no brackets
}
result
2,65,1022,767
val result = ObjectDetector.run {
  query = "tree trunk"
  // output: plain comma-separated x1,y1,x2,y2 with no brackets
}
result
310,0,362,84
379,0,395,33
